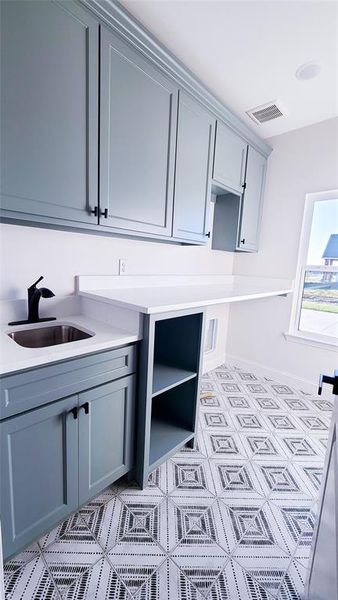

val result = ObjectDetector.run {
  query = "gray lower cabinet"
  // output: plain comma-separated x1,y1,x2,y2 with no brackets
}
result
238,147,267,252
136,309,205,489
0,395,79,560
99,26,177,237
0,0,98,226
78,376,135,505
172,92,215,243
213,121,248,194
0,347,137,561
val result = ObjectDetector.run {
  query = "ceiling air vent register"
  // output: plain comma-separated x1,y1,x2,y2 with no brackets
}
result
246,100,286,125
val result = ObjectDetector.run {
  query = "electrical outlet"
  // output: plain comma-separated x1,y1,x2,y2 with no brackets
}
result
119,259,127,275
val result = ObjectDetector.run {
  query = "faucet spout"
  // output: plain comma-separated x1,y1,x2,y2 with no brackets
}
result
8,276,56,326
39,287,55,299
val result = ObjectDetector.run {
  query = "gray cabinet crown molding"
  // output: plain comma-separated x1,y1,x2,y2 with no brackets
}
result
81,0,272,158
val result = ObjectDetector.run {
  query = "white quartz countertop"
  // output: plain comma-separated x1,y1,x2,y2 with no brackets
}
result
0,315,139,376
78,278,293,314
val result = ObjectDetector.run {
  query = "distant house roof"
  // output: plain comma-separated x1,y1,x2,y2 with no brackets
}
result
322,234,338,259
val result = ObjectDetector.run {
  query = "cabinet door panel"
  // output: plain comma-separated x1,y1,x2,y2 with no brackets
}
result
238,147,266,252
100,28,177,236
213,121,247,194
0,396,78,561
173,92,215,242
0,0,98,224
79,376,136,505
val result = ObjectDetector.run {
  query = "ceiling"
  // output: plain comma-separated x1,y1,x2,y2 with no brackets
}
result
121,0,338,139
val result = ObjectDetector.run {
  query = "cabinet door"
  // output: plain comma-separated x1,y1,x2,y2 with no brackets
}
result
99,27,177,237
78,376,136,505
0,1,98,225
172,92,215,242
238,147,267,252
213,121,247,194
0,396,78,561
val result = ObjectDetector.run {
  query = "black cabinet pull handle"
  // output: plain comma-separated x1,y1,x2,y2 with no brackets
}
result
91,207,108,218
242,183,247,190
69,407,78,419
79,402,89,415
240,238,245,244
205,231,211,238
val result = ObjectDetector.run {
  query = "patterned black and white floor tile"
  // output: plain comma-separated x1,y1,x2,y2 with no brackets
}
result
3,541,40,583
4,363,333,599
5,556,60,600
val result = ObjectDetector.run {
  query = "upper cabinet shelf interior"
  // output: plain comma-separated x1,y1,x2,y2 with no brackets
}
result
212,135,267,253
0,0,271,251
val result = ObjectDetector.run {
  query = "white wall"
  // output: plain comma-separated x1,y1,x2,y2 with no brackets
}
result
0,201,233,368
226,117,338,390
0,223,233,301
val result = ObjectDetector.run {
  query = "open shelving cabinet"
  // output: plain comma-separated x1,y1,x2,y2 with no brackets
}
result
135,308,205,488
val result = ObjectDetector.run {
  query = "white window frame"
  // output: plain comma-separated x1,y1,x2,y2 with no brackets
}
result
285,189,338,350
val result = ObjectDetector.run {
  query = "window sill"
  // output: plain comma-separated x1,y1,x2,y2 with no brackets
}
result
284,331,338,352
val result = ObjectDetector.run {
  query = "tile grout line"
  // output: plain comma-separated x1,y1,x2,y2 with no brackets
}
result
36,544,63,600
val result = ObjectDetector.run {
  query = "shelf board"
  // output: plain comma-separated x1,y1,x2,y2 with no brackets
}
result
152,363,196,397
149,417,194,469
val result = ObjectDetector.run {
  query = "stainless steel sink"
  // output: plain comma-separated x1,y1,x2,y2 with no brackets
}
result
8,325,93,348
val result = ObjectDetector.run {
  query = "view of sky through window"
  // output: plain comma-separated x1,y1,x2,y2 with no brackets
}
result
299,198,338,341
307,199,338,264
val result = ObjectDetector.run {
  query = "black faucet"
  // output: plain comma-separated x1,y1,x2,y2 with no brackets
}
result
8,276,56,326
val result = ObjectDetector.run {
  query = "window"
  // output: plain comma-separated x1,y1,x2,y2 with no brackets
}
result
289,190,338,346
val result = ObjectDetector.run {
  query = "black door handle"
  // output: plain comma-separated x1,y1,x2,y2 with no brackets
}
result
318,372,338,395
91,207,108,219
240,238,246,244
79,402,89,415
205,231,211,238
69,407,78,419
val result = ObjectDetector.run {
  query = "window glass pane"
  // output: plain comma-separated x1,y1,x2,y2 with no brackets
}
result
298,199,338,340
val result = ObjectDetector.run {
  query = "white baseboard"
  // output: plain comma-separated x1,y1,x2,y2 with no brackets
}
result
203,351,226,374
224,353,324,397
203,352,330,398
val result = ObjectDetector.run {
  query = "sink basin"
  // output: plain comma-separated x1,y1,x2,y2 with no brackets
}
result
8,325,93,348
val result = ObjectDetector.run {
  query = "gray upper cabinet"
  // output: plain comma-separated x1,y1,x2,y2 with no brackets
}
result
237,147,267,252
213,121,248,194
172,92,215,243
99,27,177,237
79,376,136,505
0,0,270,248
0,396,79,560
0,0,98,225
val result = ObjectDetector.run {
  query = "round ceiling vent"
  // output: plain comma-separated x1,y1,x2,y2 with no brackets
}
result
295,61,321,81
